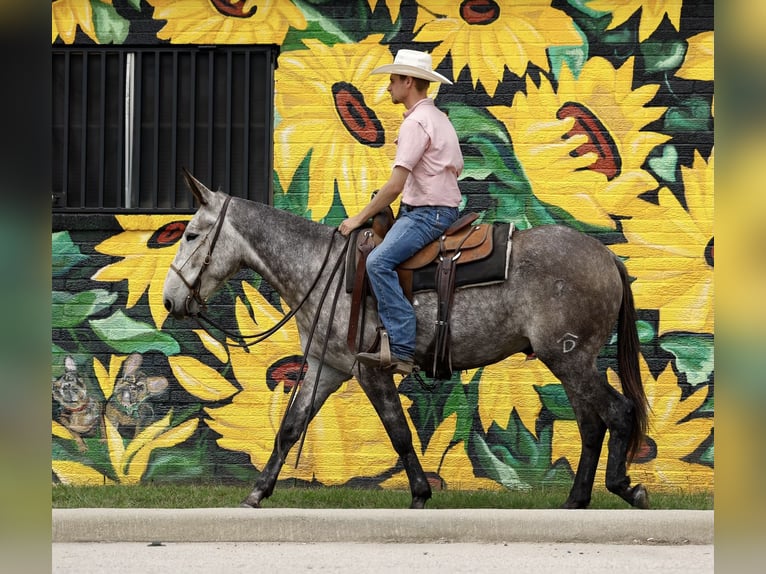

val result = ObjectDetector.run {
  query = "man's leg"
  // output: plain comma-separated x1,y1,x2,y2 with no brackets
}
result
363,206,458,363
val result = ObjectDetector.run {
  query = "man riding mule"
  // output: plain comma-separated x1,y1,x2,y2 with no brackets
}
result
163,166,649,510
339,49,464,377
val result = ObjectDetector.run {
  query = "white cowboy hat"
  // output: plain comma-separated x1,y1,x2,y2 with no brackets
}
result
371,49,452,85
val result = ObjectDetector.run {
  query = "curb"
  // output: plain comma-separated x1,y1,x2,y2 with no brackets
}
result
53,508,713,545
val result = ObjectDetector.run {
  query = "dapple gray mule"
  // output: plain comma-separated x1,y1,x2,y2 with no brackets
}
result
163,171,650,510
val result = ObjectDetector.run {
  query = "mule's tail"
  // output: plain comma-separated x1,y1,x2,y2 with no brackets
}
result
614,256,649,464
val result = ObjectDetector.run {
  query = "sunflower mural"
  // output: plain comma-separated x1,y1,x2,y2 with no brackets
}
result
52,0,713,496
413,0,583,97
489,56,668,230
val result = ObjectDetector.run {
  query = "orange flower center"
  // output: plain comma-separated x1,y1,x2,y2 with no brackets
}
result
460,0,500,25
557,102,622,181
332,82,384,147
209,0,257,18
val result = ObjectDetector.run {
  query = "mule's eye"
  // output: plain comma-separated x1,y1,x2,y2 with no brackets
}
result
186,232,199,241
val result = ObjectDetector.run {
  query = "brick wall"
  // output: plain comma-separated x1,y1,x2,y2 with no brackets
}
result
52,0,713,496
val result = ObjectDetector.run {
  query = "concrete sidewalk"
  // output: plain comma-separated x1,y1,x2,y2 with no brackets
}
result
53,508,713,545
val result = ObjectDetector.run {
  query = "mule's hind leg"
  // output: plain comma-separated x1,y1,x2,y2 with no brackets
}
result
555,366,647,509
561,400,607,509
356,366,431,509
570,373,649,509
601,385,649,508
241,359,348,508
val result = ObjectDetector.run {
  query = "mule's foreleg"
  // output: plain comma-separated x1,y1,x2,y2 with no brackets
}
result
357,366,432,509
241,361,347,508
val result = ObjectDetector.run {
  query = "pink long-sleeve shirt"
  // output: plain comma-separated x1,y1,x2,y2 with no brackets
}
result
394,98,463,208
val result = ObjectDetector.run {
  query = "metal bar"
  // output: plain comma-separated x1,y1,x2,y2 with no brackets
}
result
116,51,125,208
97,52,106,208
152,51,160,208
124,52,135,209
61,52,71,206
79,53,88,208
189,50,197,176
170,51,179,208
225,50,232,193
207,52,214,184
243,50,251,200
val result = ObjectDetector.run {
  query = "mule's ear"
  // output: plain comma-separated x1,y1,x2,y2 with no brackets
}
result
181,167,211,206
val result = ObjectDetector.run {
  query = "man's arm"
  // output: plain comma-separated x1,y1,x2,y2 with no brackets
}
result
338,165,409,236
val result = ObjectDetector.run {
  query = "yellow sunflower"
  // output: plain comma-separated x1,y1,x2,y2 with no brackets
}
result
612,149,714,335
381,411,504,491
585,0,682,42
413,0,582,97
676,31,714,81
204,282,398,484
92,214,190,329
489,57,668,229
52,0,99,44
53,355,198,485
552,354,713,493
472,354,556,437
275,36,417,221
145,0,306,44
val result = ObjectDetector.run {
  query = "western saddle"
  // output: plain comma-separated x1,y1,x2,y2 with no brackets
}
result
346,206,507,379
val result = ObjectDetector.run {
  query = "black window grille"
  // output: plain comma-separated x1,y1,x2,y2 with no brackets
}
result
52,45,278,212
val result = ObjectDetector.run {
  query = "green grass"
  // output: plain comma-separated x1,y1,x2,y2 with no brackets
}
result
52,483,713,510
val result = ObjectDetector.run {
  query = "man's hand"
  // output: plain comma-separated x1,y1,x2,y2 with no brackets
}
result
338,215,364,237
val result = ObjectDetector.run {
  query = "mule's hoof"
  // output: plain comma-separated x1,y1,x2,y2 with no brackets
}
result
631,484,650,509
409,497,428,509
561,498,590,509
240,494,262,508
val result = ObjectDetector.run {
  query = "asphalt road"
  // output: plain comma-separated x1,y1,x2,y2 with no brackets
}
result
53,541,713,573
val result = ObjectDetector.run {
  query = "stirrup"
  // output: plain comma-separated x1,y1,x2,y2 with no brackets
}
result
379,329,392,368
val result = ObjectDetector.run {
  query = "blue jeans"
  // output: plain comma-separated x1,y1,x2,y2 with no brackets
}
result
365,204,459,361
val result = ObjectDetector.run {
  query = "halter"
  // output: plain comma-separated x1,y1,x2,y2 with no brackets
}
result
169,195,232,316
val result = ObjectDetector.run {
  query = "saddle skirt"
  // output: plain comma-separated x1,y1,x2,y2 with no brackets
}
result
345,217,513,298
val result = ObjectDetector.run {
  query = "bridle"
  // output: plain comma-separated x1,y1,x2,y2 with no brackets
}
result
169,195,232,317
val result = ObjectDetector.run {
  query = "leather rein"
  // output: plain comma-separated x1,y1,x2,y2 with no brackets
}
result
168,195,350,468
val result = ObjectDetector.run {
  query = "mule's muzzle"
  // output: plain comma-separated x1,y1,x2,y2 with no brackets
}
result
164,297,194,319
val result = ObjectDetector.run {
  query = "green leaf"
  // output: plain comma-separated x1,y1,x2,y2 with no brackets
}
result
664,96,712,133
281,0,354,51
52,289,118,328
549,22,589,81
641,39,687,73
636,320,656,344
699,441,714,466
90,309,180,355
52,231,88,277
471,432,530,490
127,0,142,10
273,152,311,217
444,383,472,443
534,384,575,420
647,144,678,183
444,103,530,188
92,0,130,45
660,333,714,386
